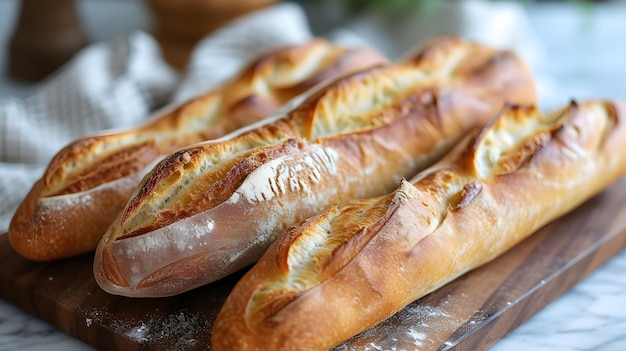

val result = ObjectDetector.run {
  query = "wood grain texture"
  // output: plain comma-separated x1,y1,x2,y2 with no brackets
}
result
1,176,626,350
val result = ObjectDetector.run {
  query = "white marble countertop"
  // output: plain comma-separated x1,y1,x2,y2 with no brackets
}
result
1,1,626,350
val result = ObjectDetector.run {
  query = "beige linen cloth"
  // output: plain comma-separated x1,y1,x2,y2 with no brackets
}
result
0,3,312,233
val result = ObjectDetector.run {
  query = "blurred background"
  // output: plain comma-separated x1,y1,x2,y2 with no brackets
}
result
1,0,625,109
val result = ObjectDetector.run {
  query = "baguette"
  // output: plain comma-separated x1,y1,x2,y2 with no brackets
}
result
93,36,536,297
212,100,626,350
8,39,386,261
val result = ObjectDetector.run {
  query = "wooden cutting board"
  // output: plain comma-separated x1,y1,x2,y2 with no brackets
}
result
1,176,626,351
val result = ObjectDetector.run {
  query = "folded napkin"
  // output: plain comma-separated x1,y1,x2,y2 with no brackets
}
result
0,3,312,233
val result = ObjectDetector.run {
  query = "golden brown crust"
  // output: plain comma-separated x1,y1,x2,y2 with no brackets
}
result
93,36,536,298
8,40,387,261
211,100,626,350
